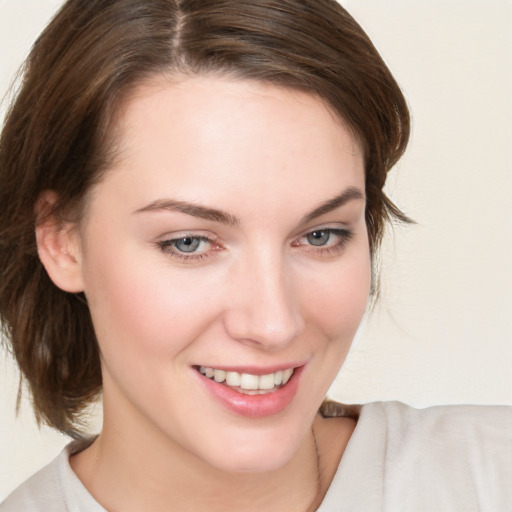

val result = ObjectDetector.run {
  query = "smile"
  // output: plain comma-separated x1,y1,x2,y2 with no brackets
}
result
195,364,305,417
198,366,294,395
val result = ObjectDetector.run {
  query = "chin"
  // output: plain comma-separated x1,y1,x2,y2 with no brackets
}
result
210,446,297,474
190,420,308,474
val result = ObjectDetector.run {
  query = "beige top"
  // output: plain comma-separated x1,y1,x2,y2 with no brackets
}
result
2,401,511,511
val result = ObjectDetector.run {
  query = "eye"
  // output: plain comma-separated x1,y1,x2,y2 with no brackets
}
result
292,227,353,255
172,236,204,253
306,230,333,246
156,234,221,261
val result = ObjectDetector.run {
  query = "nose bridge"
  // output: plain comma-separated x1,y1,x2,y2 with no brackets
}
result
224,246,305,349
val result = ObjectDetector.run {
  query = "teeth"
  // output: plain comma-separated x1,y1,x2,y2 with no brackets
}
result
198,366,295,390
240,373,259,390
225,371,241,386
259,373,275,390
214,369,226,383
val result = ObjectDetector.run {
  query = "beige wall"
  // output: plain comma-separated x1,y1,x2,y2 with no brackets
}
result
1,0,511,500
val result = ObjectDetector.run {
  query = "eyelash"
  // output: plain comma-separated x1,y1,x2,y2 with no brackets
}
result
291,228,353,256
156,235,217,262
155,227,353,262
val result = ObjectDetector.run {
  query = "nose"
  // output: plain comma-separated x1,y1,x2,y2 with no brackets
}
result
223,251,305,351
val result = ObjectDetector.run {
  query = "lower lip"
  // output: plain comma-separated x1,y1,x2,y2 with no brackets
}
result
196,366,304,418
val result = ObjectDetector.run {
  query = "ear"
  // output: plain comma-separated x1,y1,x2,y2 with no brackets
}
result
35,191,85,293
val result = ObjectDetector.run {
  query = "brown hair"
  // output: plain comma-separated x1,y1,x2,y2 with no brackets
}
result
0,0,410,436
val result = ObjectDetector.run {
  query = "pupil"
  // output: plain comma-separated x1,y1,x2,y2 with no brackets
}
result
175,237,200,253
307,230,330,246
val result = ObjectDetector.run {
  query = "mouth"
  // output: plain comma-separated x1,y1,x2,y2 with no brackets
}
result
194,364,304,417
196,366,294,395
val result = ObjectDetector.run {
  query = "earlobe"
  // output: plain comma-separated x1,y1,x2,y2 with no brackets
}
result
35,191,85,293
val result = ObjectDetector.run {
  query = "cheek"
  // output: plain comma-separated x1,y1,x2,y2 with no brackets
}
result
81,222,370,363
81,241,221,363
293,249,371,406
300,254,371,342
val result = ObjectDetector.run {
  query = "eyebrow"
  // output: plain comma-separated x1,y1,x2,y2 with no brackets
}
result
134,186,365,226
134,198,240,225
300,186,365,224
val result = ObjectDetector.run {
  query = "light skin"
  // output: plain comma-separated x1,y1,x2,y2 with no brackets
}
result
37,75,370,511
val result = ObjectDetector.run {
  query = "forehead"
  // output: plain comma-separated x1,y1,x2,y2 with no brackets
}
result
91,75,365,219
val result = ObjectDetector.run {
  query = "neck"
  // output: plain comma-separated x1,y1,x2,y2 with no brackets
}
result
71,408,321,512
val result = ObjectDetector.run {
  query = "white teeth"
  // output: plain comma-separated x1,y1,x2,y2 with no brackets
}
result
259,373,275,390
240,373,259,390
282,368,293,385
199,366,295,390
214,369,226,383
225,371,241,386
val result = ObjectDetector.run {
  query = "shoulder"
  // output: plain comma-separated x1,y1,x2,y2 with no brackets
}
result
366,399,512,423
364,400,512,449
0,451,66,512
320,399,512,466
318,401,512,512
369,402,512,511
360,401,512,472
0,438,102,512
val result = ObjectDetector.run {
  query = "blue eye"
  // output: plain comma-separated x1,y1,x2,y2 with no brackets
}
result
172,236,203,253
292,227,353,256
306,230,332,246
156,234,220,262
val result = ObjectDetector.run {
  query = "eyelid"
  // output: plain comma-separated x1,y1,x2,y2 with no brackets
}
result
154,223,355,263
291,225,354,254
154,231,223,262
155,228,218,241
293,222,352,240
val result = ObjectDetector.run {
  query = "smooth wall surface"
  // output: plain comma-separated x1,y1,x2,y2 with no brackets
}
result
1,0,511,500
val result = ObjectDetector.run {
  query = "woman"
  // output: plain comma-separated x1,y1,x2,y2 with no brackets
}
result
0,1,510,510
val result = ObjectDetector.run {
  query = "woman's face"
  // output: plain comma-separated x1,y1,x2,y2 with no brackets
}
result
75,75,370,472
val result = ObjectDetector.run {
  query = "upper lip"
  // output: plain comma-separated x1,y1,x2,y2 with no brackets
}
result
193,362,306,376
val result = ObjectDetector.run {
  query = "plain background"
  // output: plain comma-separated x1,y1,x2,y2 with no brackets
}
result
1,0,511,501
